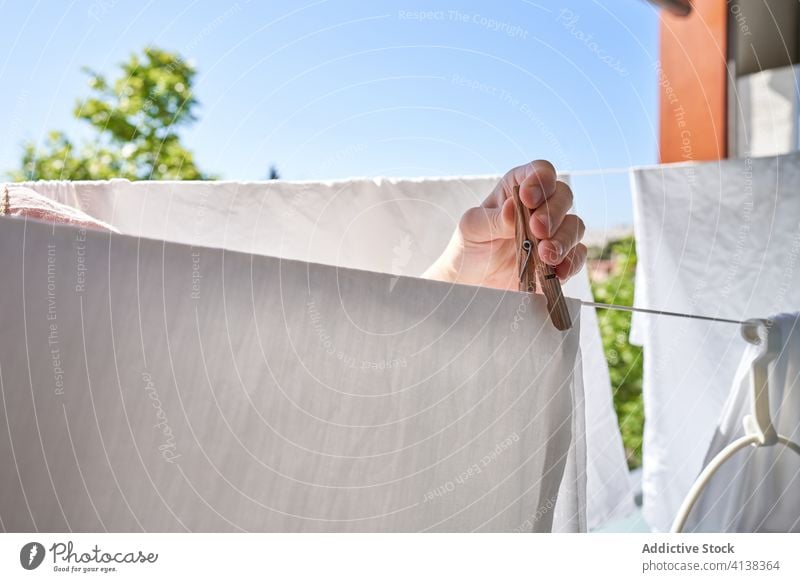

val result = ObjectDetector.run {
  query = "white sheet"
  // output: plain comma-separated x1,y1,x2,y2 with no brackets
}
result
734,65,800,159
631,153,800,531
0,216,583,532
684,313,800,532
15,175,633,528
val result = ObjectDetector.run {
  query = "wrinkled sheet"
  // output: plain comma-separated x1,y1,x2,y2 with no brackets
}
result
17,175,633,528
631,153,800,531
0,217,584,532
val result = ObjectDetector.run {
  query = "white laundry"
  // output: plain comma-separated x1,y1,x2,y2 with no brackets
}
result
734,64,800,159
16,175,634,529
683,313,800,532
631,153,800,531
0,216,585,532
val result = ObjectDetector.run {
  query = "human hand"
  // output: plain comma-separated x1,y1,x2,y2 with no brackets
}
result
423,160,586,290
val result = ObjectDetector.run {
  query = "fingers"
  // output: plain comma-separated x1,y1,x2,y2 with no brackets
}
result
517,160,557,209
529,181,574,239
554,243,588,281
473,160,580,254
538,214,586,265
459,197,516,243
485,159,557,208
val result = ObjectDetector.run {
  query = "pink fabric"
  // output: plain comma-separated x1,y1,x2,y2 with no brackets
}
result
1,186,118,232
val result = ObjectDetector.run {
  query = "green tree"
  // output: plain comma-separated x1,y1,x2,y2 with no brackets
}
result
11,46,209,181
590,236,644,468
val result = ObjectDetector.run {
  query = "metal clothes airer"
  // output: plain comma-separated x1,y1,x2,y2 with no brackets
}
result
511,185,800,532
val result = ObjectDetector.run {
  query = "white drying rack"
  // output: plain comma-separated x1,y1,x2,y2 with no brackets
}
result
672,318,800,532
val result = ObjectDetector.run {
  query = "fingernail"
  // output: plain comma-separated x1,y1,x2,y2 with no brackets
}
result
550,240,563,260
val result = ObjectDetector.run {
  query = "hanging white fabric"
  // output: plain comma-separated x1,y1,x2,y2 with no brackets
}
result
631,152,800,531
17,174,634,529
679,313,800,532
0,216,585,532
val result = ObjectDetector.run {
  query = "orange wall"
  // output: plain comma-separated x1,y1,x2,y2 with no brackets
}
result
658,0,728,163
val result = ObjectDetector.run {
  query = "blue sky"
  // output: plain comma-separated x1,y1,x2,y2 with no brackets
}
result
0,0,659,229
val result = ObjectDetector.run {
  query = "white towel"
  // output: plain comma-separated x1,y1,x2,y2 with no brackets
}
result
684,313,800,532
0,217,584,532
631,153,800,531
17,175,634,528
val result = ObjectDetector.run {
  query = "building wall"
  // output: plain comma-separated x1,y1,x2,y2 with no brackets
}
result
658,0,728,163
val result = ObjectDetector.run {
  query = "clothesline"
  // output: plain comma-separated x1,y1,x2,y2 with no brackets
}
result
565,160,701,177
566,166,637,177
579,300,749,326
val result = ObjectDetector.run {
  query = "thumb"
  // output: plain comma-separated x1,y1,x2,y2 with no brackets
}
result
459,197,516,243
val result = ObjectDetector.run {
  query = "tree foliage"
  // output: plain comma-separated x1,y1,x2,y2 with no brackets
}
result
11,46,209,181
590,236,644,468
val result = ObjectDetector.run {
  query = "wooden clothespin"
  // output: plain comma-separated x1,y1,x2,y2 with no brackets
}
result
1,185,9,216
512,185,572,331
